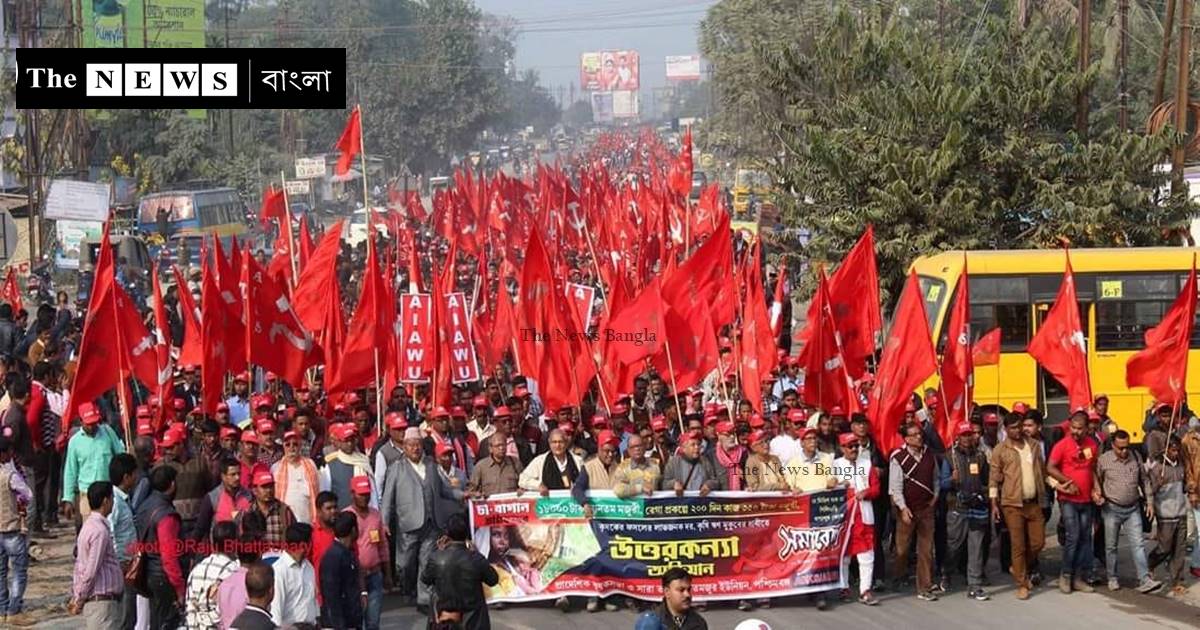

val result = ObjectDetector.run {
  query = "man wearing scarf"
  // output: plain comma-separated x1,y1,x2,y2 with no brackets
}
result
321,423,377,510
517,428,583,613
707,421,747,491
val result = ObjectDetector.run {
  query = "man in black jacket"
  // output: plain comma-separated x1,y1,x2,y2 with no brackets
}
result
0,304,17,360
320,511,363,630
422,513,498,630
229,562,277,630
636,567,708,630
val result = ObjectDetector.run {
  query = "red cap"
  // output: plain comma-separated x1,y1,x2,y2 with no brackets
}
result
254,395,275,409
786,409,807,424
351,475,372,495
337,423,359,440
924,392,940,407
956,421,976,437
597,430,620,447
80,402,102,426
430,406,450,419
1012,401,1029,414
611,403,629,415
829,406,845,416
136,421,155,437
904,401,917,413
472,395,489,408
719,336,733,350
253,470,274,487
240,431,261,445
801,427,819,439
557,420,575,434
135,405,152,419
983,412,999,425
386,412,408,430
159,431,182,448
234,372,249,382
173,399,186,410
513,385,531,398
334,403,349,413
716,420,735,435
703,415,719,426
683,429,704,442
346,392,362,406
434,441,455,457
591,415,609,429
838,432,860,447
282,430,299,442
449,406,467,418
651,417,668,432
216,402,229,412
749,429,769,444
220,427,238,440
1087,410,1102,421
749,414,765,429
147,395,161,408
492,406,512,418
255,419,276,435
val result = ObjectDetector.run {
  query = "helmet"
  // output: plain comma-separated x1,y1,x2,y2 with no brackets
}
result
734,621,772,630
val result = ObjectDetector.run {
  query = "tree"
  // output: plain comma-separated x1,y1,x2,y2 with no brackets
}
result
747,10,1191,303
562,99,594,130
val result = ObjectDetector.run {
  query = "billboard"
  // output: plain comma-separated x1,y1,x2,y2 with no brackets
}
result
580,50,639,91
666,55,702,81
591,92,614,124
612,90,639,119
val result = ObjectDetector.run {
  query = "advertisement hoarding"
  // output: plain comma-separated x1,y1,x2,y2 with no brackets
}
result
55,219,104,270
45,179,111,222
580,50,639,91
612,90,639,119
591,92,614,124
666,55,702,81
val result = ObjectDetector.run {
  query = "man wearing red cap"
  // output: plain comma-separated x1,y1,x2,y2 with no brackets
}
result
475,407,533,468
572,430,622,612
423,407,473,475
709,421,747,492
834,431,882,606
744,430,786,492
345,475,393,630
173,365,200,412
783,428,835,494
612,434,660,500
226,372,251,427
663,431,723,498
273,430,326,525
945,421,991,601
60,401,124,529
158,424,213,536
236,431,265,493
770,409,807,465
467,396,495,445
771,358,802,402
432,441,468,529
448,406,480,471
254,418,283,467
647,416,674,473
322,423,376,511
244,470,295,545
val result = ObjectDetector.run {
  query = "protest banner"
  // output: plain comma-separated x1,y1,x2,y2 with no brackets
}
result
469,488,853,602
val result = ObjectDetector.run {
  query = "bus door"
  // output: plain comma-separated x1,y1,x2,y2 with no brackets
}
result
1030,273,1095,424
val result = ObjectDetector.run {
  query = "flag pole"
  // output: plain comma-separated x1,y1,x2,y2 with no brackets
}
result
357,105,384,428
662,340,684,435
582,222,609,317
279,173,299,292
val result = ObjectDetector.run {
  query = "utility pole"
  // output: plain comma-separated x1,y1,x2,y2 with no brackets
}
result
225,0,234,155
1171,0,1194,196
19,0,40,263
1076,0,1091,137
1118,0,1129,131
1154,0,1178,108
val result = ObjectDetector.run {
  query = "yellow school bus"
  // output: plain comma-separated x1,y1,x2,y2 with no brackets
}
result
910,248,1200,441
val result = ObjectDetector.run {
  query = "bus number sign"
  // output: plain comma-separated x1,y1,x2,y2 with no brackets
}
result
1100,280,1123,299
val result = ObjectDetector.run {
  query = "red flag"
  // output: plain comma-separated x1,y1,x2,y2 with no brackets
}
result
1028,253,1093,410
1,267,21,313
650,296,719,393
661,212,736,329
938,256,972,448
327,241,394,395
972,328,1001,367
298,217,315,273
740,241,779,412
480,285,515,373
769,261,788,338
210,237,247,373
293,220,345,332
605,276,666,365
798,269,855,413
200,257,230,414
516,229,584,410
667,127,693,198
802,226,881,377
871,272,939,454
334,106,362,176
1126,257,1197,405
244,249,323,387
258,186,287,226
150,263,175,430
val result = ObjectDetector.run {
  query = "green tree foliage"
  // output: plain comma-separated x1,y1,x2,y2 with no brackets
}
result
702,2,1192,304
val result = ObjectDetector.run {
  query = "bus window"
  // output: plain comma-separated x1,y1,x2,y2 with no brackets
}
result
1096,300,1169,350
971,276,1029,303
918,276,947,334
970,303,1031,351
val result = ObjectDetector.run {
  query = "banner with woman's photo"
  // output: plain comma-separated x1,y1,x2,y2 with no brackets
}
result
469,488,854,602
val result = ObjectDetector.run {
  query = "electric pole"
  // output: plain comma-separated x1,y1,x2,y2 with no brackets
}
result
1154,0,1178,109
1076,0,1091,137
1171,0,1194,196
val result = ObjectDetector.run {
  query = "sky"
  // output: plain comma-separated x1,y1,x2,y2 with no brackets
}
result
473,0,717,108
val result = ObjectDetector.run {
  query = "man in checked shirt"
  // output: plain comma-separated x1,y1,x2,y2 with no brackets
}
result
0,436,33,626
68,481,124,630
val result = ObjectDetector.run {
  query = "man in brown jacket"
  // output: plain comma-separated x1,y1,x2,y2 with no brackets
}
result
988,413,1046,600
1182,419,1200,577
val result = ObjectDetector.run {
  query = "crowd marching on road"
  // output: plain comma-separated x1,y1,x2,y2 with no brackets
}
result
0,126,1193,630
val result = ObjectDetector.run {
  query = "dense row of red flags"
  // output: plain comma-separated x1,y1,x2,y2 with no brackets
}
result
59,106,1200,442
